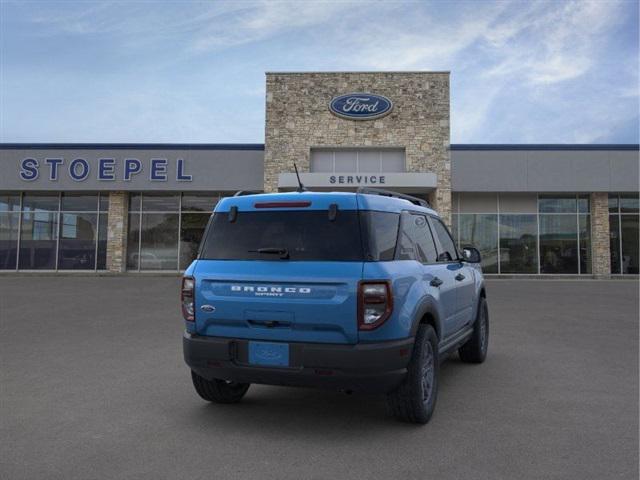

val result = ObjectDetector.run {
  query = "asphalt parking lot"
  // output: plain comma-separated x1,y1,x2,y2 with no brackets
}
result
1,276,638,480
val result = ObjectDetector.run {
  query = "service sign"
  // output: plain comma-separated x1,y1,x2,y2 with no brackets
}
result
278,172,437,191
329,93,393,120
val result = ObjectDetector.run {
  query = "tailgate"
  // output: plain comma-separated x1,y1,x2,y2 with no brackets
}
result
194,260,362,344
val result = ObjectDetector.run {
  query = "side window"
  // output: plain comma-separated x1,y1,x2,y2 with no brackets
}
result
429,217,458,262
361,211,400,261
396,213,438,263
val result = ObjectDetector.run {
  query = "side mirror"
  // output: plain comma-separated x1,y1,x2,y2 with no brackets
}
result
462,246,482,263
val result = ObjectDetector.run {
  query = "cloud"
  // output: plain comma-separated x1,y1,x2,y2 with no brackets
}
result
22,1,364,52
482,0,624,85
188,1,369,52
329,4,509,70
2,0,637,143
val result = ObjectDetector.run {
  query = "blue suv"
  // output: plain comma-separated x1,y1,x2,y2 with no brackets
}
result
182,188,488,424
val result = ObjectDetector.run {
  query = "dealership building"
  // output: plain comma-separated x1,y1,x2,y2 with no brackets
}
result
0,72,638,276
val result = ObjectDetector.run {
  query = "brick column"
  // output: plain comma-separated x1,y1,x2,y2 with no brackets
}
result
106,191,129,273
591,192,611,277
432,187,452,228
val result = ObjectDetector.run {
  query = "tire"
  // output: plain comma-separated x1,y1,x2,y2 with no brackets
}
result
458,296,489,364
191,371,250,404
387,324,439,424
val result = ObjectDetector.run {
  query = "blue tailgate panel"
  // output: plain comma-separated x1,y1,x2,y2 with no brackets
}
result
194,260,362,344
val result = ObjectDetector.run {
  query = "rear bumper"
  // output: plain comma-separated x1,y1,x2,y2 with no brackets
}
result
183,332,414,393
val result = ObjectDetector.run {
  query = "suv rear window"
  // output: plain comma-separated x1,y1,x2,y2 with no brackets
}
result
201,211,364,261
200,210,402,262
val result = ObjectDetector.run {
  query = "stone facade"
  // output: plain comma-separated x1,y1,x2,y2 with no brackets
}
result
264,72,452,224
591,192,611,277
106,191,129,272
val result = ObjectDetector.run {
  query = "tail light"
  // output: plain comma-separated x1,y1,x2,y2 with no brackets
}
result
358,281,393,330
181,276,195,322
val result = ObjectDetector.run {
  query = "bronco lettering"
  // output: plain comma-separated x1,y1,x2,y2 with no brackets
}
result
230,285,311,294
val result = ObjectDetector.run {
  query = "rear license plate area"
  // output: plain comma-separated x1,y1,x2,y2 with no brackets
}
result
248,341,290,367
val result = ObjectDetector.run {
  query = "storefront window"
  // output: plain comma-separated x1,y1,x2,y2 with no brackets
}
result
579,215,591,274
0,192,20,212
0,192,108,271
457,214,498,273
578,195,590,214
142,193,180,212
57,193,106,270
126,213,141,270
129,193,141,212
451,193,591,274
61,193,99,211
0,192,21,269
181,193,219,212
620,194,640,214
97,212,108,270
127,192,219,271
140,213,179,270
58,212,99,269
0,211,19,269
19,193,59,269
609,194,639,274
19,210,58,269
180,213,211,270
539,215,578,274
538,196,590,274
22,193,59,212
538,196,577,214
610,215,621,274
499,214,537,274
620,216,639,274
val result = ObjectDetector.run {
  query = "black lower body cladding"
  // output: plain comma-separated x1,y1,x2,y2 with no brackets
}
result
183,332,414,394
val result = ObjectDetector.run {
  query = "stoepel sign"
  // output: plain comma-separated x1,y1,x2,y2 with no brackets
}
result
329,93,393,120
18,157,192,182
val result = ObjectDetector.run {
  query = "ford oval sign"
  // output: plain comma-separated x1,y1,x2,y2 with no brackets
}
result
329,93,393,120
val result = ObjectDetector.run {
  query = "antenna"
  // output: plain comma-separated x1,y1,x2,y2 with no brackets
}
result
293,163,307,192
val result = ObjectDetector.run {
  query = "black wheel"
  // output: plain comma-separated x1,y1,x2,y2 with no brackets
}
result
458,296,489,363
387,324,439,424
191,371,250,404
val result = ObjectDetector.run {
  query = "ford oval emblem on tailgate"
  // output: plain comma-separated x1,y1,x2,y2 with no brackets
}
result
200,304,215,312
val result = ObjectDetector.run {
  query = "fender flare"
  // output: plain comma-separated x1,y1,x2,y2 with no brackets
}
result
475,279,487,309
409,296,443,340
471,282,487,325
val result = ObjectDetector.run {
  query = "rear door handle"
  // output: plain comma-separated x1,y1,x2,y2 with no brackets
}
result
430,277,443,287
455,273,465,281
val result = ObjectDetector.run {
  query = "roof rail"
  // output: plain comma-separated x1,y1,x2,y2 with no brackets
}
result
233,190,261,197
357,187,431,208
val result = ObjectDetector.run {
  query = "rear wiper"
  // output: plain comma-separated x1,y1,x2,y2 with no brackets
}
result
248,247,290,260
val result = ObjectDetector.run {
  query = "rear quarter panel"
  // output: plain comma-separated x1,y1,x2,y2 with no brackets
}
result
359,260,442,342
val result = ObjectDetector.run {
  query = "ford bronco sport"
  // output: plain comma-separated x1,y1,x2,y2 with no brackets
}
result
182,188,488,424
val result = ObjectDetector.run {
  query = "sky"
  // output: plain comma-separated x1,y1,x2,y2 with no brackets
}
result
0,0,638,144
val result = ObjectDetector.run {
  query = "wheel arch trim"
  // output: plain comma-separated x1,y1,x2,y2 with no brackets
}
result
410,298,443,340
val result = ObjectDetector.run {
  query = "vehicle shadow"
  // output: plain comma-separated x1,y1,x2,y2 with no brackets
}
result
180,357,470,438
